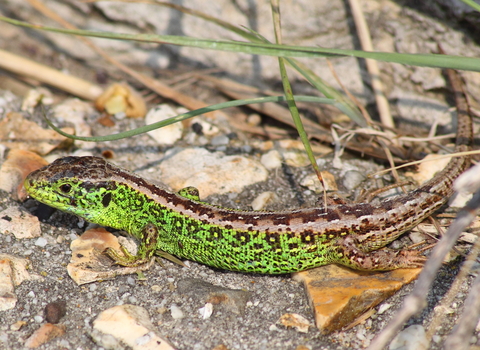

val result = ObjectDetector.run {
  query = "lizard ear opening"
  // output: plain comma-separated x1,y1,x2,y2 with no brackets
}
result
102,192,112,207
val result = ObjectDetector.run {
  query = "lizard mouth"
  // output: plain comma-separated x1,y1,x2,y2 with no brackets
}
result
24,177,73,208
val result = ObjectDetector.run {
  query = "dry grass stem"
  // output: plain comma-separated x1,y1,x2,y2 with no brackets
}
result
348,0,394,130
0,49,102,100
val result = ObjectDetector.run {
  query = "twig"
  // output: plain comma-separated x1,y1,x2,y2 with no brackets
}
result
367,190,480,350
425,226,480,343
444,237,480,350
366,68,474,350
0,49,102,100
348,0,394,129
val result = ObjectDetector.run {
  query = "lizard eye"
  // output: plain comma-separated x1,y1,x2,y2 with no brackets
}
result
59,184,72,193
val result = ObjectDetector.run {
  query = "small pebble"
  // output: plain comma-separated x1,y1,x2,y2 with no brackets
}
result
269,324,279,331
151,285,162,292
44,301,67,324
356,327,366,341
260,150,282,169
342,170,366,191
389,325,428,350
68,233,79,240
377,303,392,314
432,335,442,343
34,237,48,247
198,303,213,320
241,145,252,153
251,192,277,210
226,132,237,140
10,321,27,331
170,304,184,319
191,122,203,135
156,307,168,314
211,135,229,146
34,315,44,323
191,119,219,136
247,114,262,126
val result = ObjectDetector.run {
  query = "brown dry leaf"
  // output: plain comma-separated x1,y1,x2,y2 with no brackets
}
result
279,313,311,333
0,254,42,287
405,153,450,185
0,149,47,200
211,345,229,350
95,82,146,118
0,112,74,155
24,323,66,348
92,305,175,350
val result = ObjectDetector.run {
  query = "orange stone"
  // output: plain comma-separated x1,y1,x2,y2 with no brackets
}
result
293,264,421,333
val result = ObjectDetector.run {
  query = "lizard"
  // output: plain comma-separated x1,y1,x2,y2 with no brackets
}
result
23,73,472,274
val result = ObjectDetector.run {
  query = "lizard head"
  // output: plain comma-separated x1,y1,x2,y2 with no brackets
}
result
24,156,117,220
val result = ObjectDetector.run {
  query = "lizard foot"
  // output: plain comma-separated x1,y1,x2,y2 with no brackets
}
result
104,223,159,267
337,236,426,271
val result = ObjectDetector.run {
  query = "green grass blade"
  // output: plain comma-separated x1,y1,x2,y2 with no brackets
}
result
45,95,335,142
459,0,480,12
270,0,324,182
1,16,479,71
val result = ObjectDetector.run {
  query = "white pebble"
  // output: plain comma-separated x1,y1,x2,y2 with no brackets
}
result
198,303,213,319
211,135,229,146
389,325,428,350
377,303,392,314
260,150,282,169
146,104,184,145
251,192,277,211
432,335,442,343
269,324,279,331
170,304,184,319
34,237,48,247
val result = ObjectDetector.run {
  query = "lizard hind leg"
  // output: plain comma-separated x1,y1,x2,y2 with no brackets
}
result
178,186,201,201
335,236,426,271
104,223,160,267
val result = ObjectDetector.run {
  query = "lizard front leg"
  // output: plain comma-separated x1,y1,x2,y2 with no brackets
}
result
104,223,159,267
105,223,186,267
334,236,426,271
